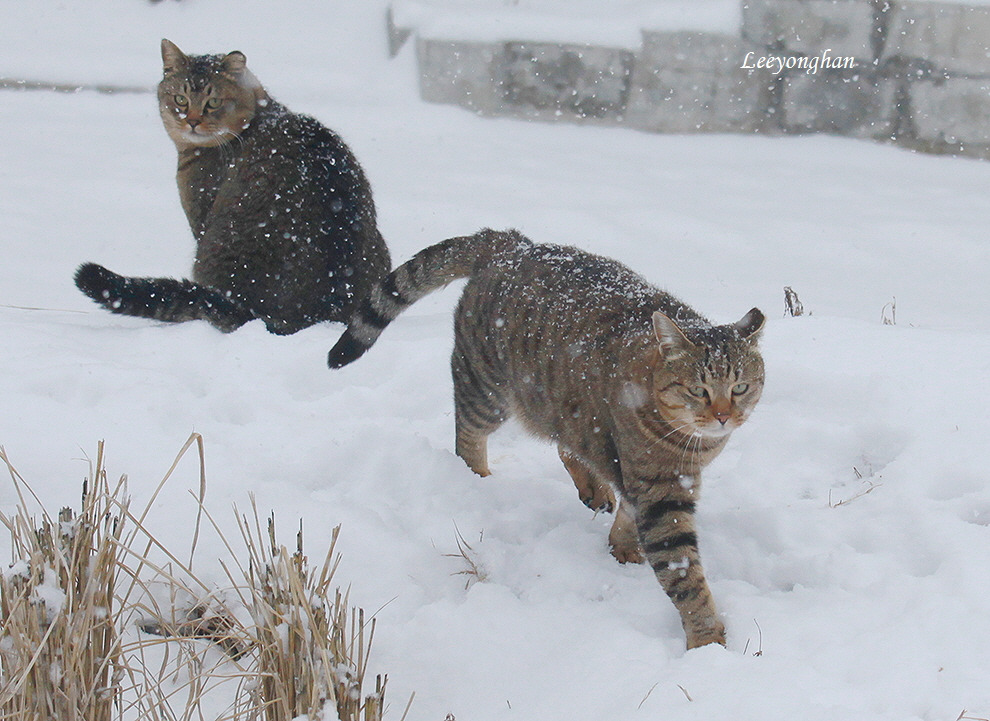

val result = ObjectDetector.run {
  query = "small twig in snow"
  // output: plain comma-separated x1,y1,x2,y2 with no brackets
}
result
882,297,897,325
956,711,990,721
783,286,805,317
637,682,659,709
443,524,487,589
829,477,883,508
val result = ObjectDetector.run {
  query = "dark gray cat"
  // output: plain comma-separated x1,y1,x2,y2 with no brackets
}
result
75,39,391,334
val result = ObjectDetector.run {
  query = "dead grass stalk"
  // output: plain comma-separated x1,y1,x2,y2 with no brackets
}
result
0,442,125,721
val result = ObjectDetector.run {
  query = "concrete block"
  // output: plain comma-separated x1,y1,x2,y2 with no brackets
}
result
910,77,990,146
742,0,878,60
416,38,502,115
780,69,882,135
886,2,990,74
496,42,636,120
625,31,768,133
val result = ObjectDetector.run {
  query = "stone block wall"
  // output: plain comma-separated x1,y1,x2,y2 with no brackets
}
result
415,38,636,126
624,31,768,134
886,2,990,148
417,40,503,115
741,0,880,59
393,0,990,159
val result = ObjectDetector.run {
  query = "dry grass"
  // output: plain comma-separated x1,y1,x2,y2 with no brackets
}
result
443,526,487,591
0,442,126,721
741,619,764,657
128,440,391,721
0,437,394,721
228,507,385,721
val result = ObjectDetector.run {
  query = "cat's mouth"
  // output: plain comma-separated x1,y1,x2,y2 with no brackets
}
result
184,125,212,138
698,422,735,438
180,125,226,146
690,415,741,438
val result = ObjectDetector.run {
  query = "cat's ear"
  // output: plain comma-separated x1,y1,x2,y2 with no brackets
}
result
733,307,765,341
161,39,188,74
652,311,694,355
221,51,248,77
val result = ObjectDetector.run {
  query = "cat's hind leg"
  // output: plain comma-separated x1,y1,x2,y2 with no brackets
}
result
558,447,615,512
452,348,506,477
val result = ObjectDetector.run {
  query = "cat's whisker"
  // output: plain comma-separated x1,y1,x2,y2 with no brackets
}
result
649,418,695,444
218,127,243,150
212,129,241,163
691,433,704,467
645,420,701,459
676,431,700,473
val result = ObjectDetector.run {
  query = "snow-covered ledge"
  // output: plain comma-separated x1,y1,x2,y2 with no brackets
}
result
389,0,990,159
389,0,751,131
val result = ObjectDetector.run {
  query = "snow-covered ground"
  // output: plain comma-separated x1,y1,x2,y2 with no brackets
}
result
3,1,990,719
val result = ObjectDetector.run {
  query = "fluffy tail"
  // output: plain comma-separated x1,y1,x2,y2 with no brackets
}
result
327,228,528,368
74,262,255,332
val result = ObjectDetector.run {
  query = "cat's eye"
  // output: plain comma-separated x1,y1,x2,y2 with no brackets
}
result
173,94,188,106
205,97,223,110
732,383,750,395
687,386,708,399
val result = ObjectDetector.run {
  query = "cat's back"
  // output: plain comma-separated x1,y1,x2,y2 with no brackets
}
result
194,98,387,329
471,240,690,337
209,98,384,259
234,101,374,210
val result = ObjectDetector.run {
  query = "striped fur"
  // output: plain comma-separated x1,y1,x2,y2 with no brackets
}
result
327,229,528,367
329,228,765,649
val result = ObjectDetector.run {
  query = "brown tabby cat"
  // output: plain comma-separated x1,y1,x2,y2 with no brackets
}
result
74,39,390,334
328,228,766,649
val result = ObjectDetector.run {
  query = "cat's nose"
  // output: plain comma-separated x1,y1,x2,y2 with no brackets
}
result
714,411,731,425
187,117,201,129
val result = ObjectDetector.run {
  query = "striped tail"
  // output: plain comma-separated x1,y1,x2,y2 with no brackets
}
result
74,262,255,332
327,228,528,369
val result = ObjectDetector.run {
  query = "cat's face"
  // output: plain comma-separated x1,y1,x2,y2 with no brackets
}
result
651,308,765,439
158,39,262,149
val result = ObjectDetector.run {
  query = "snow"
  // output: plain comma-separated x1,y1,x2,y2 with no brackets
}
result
392,0,741,48
32,568,67,622
2,1,990,720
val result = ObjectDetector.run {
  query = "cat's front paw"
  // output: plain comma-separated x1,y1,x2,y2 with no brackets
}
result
608,521,645,564
608,505,644,564
685,620,727,650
